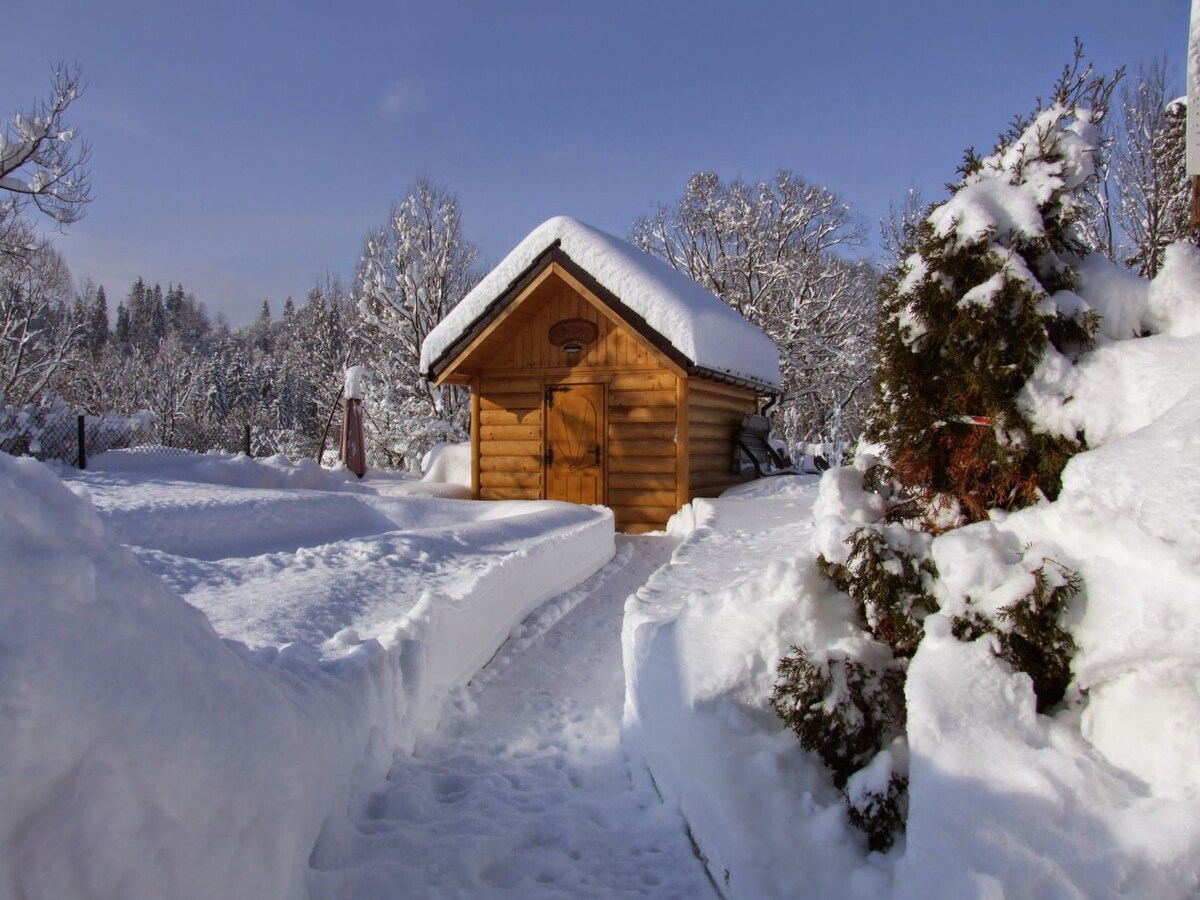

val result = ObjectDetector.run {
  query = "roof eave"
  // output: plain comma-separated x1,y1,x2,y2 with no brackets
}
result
425,242,779,395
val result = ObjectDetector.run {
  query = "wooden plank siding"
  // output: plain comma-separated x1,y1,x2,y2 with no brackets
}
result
606,373,678,533
455,260,767,531
468,272,659,374
687,381,758,498
476,375,542,501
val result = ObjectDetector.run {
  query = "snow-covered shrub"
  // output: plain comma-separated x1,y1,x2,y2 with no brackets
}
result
770,647,906,780
819,525,938,658
778,52,1118,854
771,645,907,851
0,396,155,463
845,741,908,853
815,461,937,658
951,556,1080,711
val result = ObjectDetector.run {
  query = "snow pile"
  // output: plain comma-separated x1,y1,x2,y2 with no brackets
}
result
624,242,1200,897
89,446,369,492
420,441,470,486
0,453,614,899
421,215,781,389
623,481,896,899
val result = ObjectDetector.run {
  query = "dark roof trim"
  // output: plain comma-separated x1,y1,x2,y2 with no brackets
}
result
425,243,779,395
423,240,563,381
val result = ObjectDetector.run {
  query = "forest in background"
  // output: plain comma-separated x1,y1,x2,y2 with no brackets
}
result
2,56,1194,471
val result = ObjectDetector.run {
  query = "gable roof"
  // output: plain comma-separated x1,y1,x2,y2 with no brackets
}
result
420,216,781,391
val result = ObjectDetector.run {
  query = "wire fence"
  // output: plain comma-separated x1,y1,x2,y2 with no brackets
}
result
0,400,348,470
3,397,453,474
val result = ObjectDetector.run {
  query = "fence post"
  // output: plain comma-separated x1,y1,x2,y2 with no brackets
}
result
243,424,251,457
77,415,87,470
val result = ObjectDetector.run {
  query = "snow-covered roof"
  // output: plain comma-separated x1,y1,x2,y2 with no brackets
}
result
421,216,781,390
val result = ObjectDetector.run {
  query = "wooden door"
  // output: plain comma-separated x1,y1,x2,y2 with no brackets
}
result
545,383,605,505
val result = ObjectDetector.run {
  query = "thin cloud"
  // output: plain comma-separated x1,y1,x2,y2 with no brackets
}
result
379,79,428,117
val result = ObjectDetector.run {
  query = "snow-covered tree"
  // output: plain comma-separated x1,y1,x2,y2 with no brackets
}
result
87,284,109,353
1114,59,1198,277
870,51,1118,523
632,170,875,449
0,242,80,405
355,179,479,471
779,48,1120,853
879,188,926,269
0,65,90,262
281,277,359,455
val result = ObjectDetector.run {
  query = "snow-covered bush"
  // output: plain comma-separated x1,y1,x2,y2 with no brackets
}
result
776,52,1118,853
818,521,938,658
844,740,908,854
0,395,155,463
950,556,1080,711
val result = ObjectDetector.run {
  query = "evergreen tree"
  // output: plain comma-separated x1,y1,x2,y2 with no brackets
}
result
779,48,1119,852
869,52,1117,523
113,301,131,352
89,285,109,352
147,283,167,347
250,299,273,353
165,283,185,334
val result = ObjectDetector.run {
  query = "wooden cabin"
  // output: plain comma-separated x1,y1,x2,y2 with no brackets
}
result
421,217,781,533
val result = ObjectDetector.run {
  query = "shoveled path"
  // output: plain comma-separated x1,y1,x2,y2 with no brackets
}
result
307,534,718,899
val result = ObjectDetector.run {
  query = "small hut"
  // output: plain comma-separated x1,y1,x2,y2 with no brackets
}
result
421,217,781,532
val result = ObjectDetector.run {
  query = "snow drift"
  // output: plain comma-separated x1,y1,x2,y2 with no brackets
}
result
0,453,613,900
622,244,1200,897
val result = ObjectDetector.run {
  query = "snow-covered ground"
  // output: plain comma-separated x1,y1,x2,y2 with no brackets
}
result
308,536,716,899
0,451,614,899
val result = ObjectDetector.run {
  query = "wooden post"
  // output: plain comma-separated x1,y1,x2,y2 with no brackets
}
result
339,397,367,478
243,423,251,457
1191,176,1200,231
77,414,87,470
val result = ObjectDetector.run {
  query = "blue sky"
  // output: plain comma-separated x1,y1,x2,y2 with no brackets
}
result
3,0,1187,324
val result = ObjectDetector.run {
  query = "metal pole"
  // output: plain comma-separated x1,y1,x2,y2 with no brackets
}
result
77,415,87,470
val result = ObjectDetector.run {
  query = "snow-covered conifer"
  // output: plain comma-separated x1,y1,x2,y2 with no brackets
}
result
870,49,1117,522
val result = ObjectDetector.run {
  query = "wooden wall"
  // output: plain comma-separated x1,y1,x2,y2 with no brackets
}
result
607,371,678,533
476,272,655,371
464,267,760,532
687,380,758,499
477,375,543,502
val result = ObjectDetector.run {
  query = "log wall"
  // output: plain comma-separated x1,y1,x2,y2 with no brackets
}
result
465,267,762,531
687,380,758,498
606,371,678,534
477,375,543,501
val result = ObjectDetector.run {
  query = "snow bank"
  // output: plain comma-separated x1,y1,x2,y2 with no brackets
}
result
420,441,470,485
625,240,1200,897
88,447,368,492
895,242,1200,896
622,484,893,900
421,215,781,390
0,454,614,900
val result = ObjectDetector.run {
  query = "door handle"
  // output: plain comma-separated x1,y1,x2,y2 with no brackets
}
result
592,444,601,464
